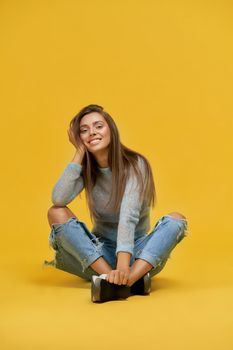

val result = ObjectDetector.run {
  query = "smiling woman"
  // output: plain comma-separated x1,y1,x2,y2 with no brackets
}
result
67,104,155,220
79,115,111,159
45,104,188,303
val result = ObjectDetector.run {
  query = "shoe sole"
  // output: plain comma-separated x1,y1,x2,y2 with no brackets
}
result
144,273,151,294
91,276,102,302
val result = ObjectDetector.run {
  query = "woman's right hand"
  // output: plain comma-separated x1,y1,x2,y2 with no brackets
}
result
67,128,86,158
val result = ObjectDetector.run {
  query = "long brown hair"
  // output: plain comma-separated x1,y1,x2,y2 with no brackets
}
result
69,104,157,224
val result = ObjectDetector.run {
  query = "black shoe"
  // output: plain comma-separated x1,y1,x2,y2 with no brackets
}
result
130,272,151,295
91,275,131,303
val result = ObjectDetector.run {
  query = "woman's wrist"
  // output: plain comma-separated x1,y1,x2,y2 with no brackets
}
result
116,252,131,268
71,150,84,165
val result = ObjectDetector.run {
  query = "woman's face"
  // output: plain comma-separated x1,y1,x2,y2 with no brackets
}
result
79,112,111,154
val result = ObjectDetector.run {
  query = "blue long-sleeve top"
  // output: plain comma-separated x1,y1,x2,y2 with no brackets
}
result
51,156,150,257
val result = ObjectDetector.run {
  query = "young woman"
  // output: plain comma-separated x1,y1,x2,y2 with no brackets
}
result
44,104,189,302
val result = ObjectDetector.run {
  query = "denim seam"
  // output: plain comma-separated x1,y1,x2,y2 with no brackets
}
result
81,251,104,272
135,250,166,269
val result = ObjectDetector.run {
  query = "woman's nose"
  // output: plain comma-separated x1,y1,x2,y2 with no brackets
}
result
90,128,96,136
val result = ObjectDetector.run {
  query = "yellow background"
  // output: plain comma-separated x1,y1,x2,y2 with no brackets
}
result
1,0,232,349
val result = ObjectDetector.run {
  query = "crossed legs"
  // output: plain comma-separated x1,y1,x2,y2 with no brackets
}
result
47,205,112,274
47,206,186,286
126,212,187,286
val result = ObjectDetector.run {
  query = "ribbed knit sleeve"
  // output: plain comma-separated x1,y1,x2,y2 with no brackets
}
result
115,157,146,257
51,162,84,206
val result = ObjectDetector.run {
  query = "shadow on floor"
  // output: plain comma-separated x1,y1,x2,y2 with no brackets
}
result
30,266,188,291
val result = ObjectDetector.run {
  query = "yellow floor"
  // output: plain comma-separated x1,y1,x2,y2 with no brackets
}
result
1,246,232,350
1,0,233,348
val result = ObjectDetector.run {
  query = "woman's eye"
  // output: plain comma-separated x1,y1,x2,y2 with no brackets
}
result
80,125,102,133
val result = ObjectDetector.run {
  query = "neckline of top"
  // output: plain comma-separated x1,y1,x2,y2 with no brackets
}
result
97,166,111,172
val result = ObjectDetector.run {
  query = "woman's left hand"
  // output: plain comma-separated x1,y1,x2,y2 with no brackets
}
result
106,267,131,285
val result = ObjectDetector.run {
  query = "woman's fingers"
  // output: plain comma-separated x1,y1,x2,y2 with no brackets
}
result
67,128,73,143
122,274,129,285
108,271,115,284
67,128,80,150
107,270,118,284
115,271,125,285
113,273,119,285
119,271,126,285
106,270,129,285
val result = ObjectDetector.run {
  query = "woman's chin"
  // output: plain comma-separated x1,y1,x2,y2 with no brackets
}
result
88,145,109,154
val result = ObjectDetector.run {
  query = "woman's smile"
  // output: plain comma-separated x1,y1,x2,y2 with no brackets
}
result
89,139,102,146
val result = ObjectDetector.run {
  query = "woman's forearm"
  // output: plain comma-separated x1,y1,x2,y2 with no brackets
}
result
116,252,131,268
71,149,84,165
51,150,85,206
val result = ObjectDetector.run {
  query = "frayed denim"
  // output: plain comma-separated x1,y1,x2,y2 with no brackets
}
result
43,215,189,281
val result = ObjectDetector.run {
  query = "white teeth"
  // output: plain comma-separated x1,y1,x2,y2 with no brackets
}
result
89,138,102,145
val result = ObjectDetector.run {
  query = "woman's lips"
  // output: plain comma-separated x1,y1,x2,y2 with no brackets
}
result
89,138,102,145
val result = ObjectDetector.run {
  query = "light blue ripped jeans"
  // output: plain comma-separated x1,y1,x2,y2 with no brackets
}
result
43,215,189,281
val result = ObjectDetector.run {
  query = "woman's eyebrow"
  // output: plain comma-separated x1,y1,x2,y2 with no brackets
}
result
80,121,103,128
